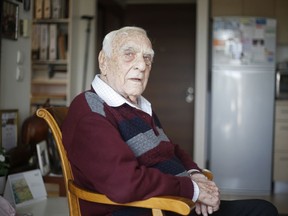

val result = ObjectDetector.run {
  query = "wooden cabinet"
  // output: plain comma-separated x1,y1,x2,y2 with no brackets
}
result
242,0,275,17
211,0,288,45
211,0,275,17
273,100,288,181
211,0,243,17
30,0,71,113
275,0,288,44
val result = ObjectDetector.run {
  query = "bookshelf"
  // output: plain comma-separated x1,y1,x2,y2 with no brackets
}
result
30,0,71,113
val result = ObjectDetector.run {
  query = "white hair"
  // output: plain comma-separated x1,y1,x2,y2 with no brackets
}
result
102,26,148,57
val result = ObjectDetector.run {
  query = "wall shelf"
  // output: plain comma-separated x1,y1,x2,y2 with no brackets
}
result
30,0,71,113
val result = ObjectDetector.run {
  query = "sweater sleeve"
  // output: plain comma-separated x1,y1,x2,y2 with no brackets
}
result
63,112,195,203
173,143,202,172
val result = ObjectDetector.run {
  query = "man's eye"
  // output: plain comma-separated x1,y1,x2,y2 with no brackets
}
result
144,56,152,65
124,52,135,60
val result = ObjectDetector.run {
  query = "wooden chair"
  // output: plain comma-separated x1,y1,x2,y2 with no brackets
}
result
36,107,213,216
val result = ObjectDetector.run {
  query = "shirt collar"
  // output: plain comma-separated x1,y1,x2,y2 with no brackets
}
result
91,74,152,116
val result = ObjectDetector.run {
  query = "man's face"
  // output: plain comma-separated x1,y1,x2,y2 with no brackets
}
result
100,31,154,103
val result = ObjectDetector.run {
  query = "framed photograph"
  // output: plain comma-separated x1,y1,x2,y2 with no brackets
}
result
36,140,50,176
1,0,19,40
0,109,18,151
3,169,47,207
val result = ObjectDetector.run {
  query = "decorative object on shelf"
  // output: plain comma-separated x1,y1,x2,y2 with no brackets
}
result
36,140,50,176
1,0,19,40
0,110,18,152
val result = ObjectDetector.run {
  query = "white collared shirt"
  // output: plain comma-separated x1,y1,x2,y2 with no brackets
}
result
91,74,152,116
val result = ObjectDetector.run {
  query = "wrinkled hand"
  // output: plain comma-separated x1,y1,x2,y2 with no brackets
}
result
191,174,220,216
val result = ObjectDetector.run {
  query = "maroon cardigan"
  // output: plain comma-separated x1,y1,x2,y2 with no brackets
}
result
62,90,201,215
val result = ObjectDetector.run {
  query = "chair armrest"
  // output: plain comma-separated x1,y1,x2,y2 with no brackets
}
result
68,180,194,215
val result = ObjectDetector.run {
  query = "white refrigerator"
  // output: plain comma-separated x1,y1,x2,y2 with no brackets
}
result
209,17,276,195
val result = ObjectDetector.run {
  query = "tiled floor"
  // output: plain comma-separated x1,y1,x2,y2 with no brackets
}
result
221,193,288,214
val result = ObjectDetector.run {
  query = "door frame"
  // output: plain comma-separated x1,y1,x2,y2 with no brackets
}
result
194,0,209,168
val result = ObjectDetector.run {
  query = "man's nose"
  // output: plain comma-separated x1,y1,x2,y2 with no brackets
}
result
133,56,146,71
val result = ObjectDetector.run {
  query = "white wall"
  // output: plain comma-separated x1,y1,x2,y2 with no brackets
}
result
0,0,32,126
70,0,97,101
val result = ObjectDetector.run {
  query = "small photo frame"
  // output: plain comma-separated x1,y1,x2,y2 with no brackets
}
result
36,140,50,176
1,0,19,40
0,109,18,151
3,169,47,207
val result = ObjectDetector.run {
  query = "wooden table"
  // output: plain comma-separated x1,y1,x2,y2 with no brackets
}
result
16,197,69,216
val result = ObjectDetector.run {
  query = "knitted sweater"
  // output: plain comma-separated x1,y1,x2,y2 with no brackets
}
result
62,89,201,216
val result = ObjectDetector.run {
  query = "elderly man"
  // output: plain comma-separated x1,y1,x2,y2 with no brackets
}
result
62,26,278,216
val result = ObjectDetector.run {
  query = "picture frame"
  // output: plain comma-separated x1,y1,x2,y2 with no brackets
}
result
1,0,19,40
0,109,18,151
36,140,50,176
4,169,47,207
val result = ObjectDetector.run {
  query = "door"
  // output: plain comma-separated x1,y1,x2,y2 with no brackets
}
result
124,4,197,157
124,4,196,156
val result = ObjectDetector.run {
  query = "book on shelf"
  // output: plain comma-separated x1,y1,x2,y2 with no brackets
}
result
52,0,61,18
51,0,69,19
40,24,49,60
33,23,68,61
35,0,69,19
58,32,67,60
43,0,51,19
35,0,44,19
62,0,69,18
31,24,41,60
49,24,57,60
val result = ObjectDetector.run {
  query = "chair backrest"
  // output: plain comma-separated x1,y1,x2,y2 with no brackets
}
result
36,107,81,216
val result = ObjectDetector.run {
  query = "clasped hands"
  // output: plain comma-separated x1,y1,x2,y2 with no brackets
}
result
191,173,221,216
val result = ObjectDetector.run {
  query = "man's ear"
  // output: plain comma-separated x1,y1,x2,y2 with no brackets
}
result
98,50,107,75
